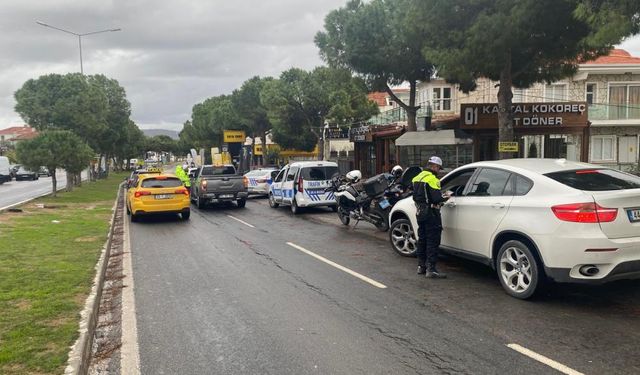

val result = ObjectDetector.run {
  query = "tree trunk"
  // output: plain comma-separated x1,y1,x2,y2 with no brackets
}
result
66,171,74,192
51,173,57,197
261,130,268,166
384,82,419,132
497,53,515,160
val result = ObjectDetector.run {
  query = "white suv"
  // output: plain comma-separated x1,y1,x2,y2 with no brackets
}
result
388,159,640,299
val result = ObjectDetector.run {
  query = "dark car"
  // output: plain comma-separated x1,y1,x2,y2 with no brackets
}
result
10,164,20,180
126,167,162,188
15,166,39,181
38,166,51,177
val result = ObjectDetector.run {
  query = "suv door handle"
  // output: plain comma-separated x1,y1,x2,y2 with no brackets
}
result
492,203,505,209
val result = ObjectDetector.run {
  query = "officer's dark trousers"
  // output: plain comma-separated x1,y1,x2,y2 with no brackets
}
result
416,212,442,268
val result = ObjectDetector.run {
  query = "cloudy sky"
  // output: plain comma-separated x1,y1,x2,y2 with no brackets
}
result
1,1,640,133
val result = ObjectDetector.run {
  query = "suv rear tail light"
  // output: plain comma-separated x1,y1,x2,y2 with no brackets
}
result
134,190,152,198
175,187,189,195
298,176,304,193
243,176,249,188
551,203,618,223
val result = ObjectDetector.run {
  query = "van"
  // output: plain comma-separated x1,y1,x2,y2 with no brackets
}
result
268,161,339,214
0,156,11,184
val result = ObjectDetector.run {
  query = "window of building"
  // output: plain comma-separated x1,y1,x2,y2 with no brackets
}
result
591,135,616,162
586,83,597,105
545,84,567,102
618,135,638,164
608,84,640,120
432,87,452,111
513,88,527,103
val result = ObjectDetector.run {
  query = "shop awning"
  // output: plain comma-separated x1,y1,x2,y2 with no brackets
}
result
395,129,472,146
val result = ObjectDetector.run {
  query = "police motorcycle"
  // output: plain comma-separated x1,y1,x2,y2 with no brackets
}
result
326,166,421,231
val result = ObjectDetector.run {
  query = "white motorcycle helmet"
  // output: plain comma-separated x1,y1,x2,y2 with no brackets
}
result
391,165,403,179
345,170,362,183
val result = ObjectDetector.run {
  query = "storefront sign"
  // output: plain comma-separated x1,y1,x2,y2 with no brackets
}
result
498,142,519,152
349,126,373,142
223,130,246,143
460,102,588,129
326,127,350,139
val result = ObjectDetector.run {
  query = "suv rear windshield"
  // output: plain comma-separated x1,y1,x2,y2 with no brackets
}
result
141,177,183,188
300,166,338,181
545,169,640,191
201,166,236,176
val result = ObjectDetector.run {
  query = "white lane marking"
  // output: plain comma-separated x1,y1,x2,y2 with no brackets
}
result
507,343,585,375
286,242,387,289
226,215,255,228
121,209,141,375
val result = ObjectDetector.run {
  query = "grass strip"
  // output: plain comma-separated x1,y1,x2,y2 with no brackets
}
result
0,173,126,375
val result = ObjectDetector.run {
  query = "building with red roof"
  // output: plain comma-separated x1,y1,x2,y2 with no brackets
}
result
0,125,38,146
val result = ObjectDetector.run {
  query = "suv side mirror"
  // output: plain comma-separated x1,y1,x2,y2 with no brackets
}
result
271,171,279,180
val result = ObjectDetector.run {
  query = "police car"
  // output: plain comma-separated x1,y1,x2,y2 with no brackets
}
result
243,168,278,196
269,161,338,214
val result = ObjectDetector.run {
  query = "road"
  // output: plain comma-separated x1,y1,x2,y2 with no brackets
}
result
0,170,88,210
128,197,640,375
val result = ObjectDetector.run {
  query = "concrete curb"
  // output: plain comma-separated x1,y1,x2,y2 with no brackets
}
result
64,183,123,375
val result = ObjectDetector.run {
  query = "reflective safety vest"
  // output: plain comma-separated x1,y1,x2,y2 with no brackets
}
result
412,170,441,205
175,166,191,187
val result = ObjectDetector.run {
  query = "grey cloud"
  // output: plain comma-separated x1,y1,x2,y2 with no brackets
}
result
2,0,640,133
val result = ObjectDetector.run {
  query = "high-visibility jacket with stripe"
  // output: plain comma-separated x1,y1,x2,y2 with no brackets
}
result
412,170,444,206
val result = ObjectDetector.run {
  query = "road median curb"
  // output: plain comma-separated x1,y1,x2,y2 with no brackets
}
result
64,183,124,375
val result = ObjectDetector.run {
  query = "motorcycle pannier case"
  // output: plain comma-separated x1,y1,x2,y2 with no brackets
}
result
363,174,389,197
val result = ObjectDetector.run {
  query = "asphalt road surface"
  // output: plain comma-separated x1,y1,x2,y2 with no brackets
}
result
129,197,640,375
0,170,88,210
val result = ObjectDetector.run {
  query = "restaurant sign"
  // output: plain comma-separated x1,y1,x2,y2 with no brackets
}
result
460,102,588,129
349,126,373,142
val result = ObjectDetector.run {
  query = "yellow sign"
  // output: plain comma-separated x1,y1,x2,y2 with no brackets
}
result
223,130,246,143
254,143,263,156
498,142,519,153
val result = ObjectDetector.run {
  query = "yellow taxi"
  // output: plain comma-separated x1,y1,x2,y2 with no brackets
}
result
126,173,190,222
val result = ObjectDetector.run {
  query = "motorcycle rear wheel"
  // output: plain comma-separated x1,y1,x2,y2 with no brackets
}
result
370,207,389,232
338,208,350,225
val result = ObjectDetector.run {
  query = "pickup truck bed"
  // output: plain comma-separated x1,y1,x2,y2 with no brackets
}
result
190,165,248,208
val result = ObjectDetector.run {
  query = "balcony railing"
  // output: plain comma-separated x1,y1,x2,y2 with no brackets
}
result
589,103,640,121
368,102,433,125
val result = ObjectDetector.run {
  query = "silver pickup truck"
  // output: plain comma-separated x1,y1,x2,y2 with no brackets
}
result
190,164,248,209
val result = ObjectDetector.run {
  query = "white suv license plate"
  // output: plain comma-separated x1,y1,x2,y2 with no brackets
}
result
219,194,234,199
627,208,640,223
155,194,171,200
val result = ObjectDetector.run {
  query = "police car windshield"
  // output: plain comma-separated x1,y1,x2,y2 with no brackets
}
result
301,166,338,181
201,166,236,175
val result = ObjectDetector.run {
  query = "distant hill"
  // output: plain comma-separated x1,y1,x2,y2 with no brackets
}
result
142,129,180,139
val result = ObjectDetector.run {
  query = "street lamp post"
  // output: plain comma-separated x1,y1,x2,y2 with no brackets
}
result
36,21,121,74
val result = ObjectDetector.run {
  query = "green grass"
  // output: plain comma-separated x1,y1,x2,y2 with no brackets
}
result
0,172,126,375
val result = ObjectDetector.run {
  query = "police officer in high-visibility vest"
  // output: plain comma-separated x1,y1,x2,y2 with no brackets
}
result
175,164,191,188
412,156,451,279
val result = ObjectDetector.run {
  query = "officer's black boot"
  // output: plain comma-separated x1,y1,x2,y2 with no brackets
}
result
417,265,427,275
425,264,447,279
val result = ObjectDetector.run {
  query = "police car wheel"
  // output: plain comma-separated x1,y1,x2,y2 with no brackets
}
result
269,194,279,208
331,205,338,212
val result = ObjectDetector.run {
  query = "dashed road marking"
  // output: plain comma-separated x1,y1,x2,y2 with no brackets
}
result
507,343,585,375
286,242,387,289
227,215,255,228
